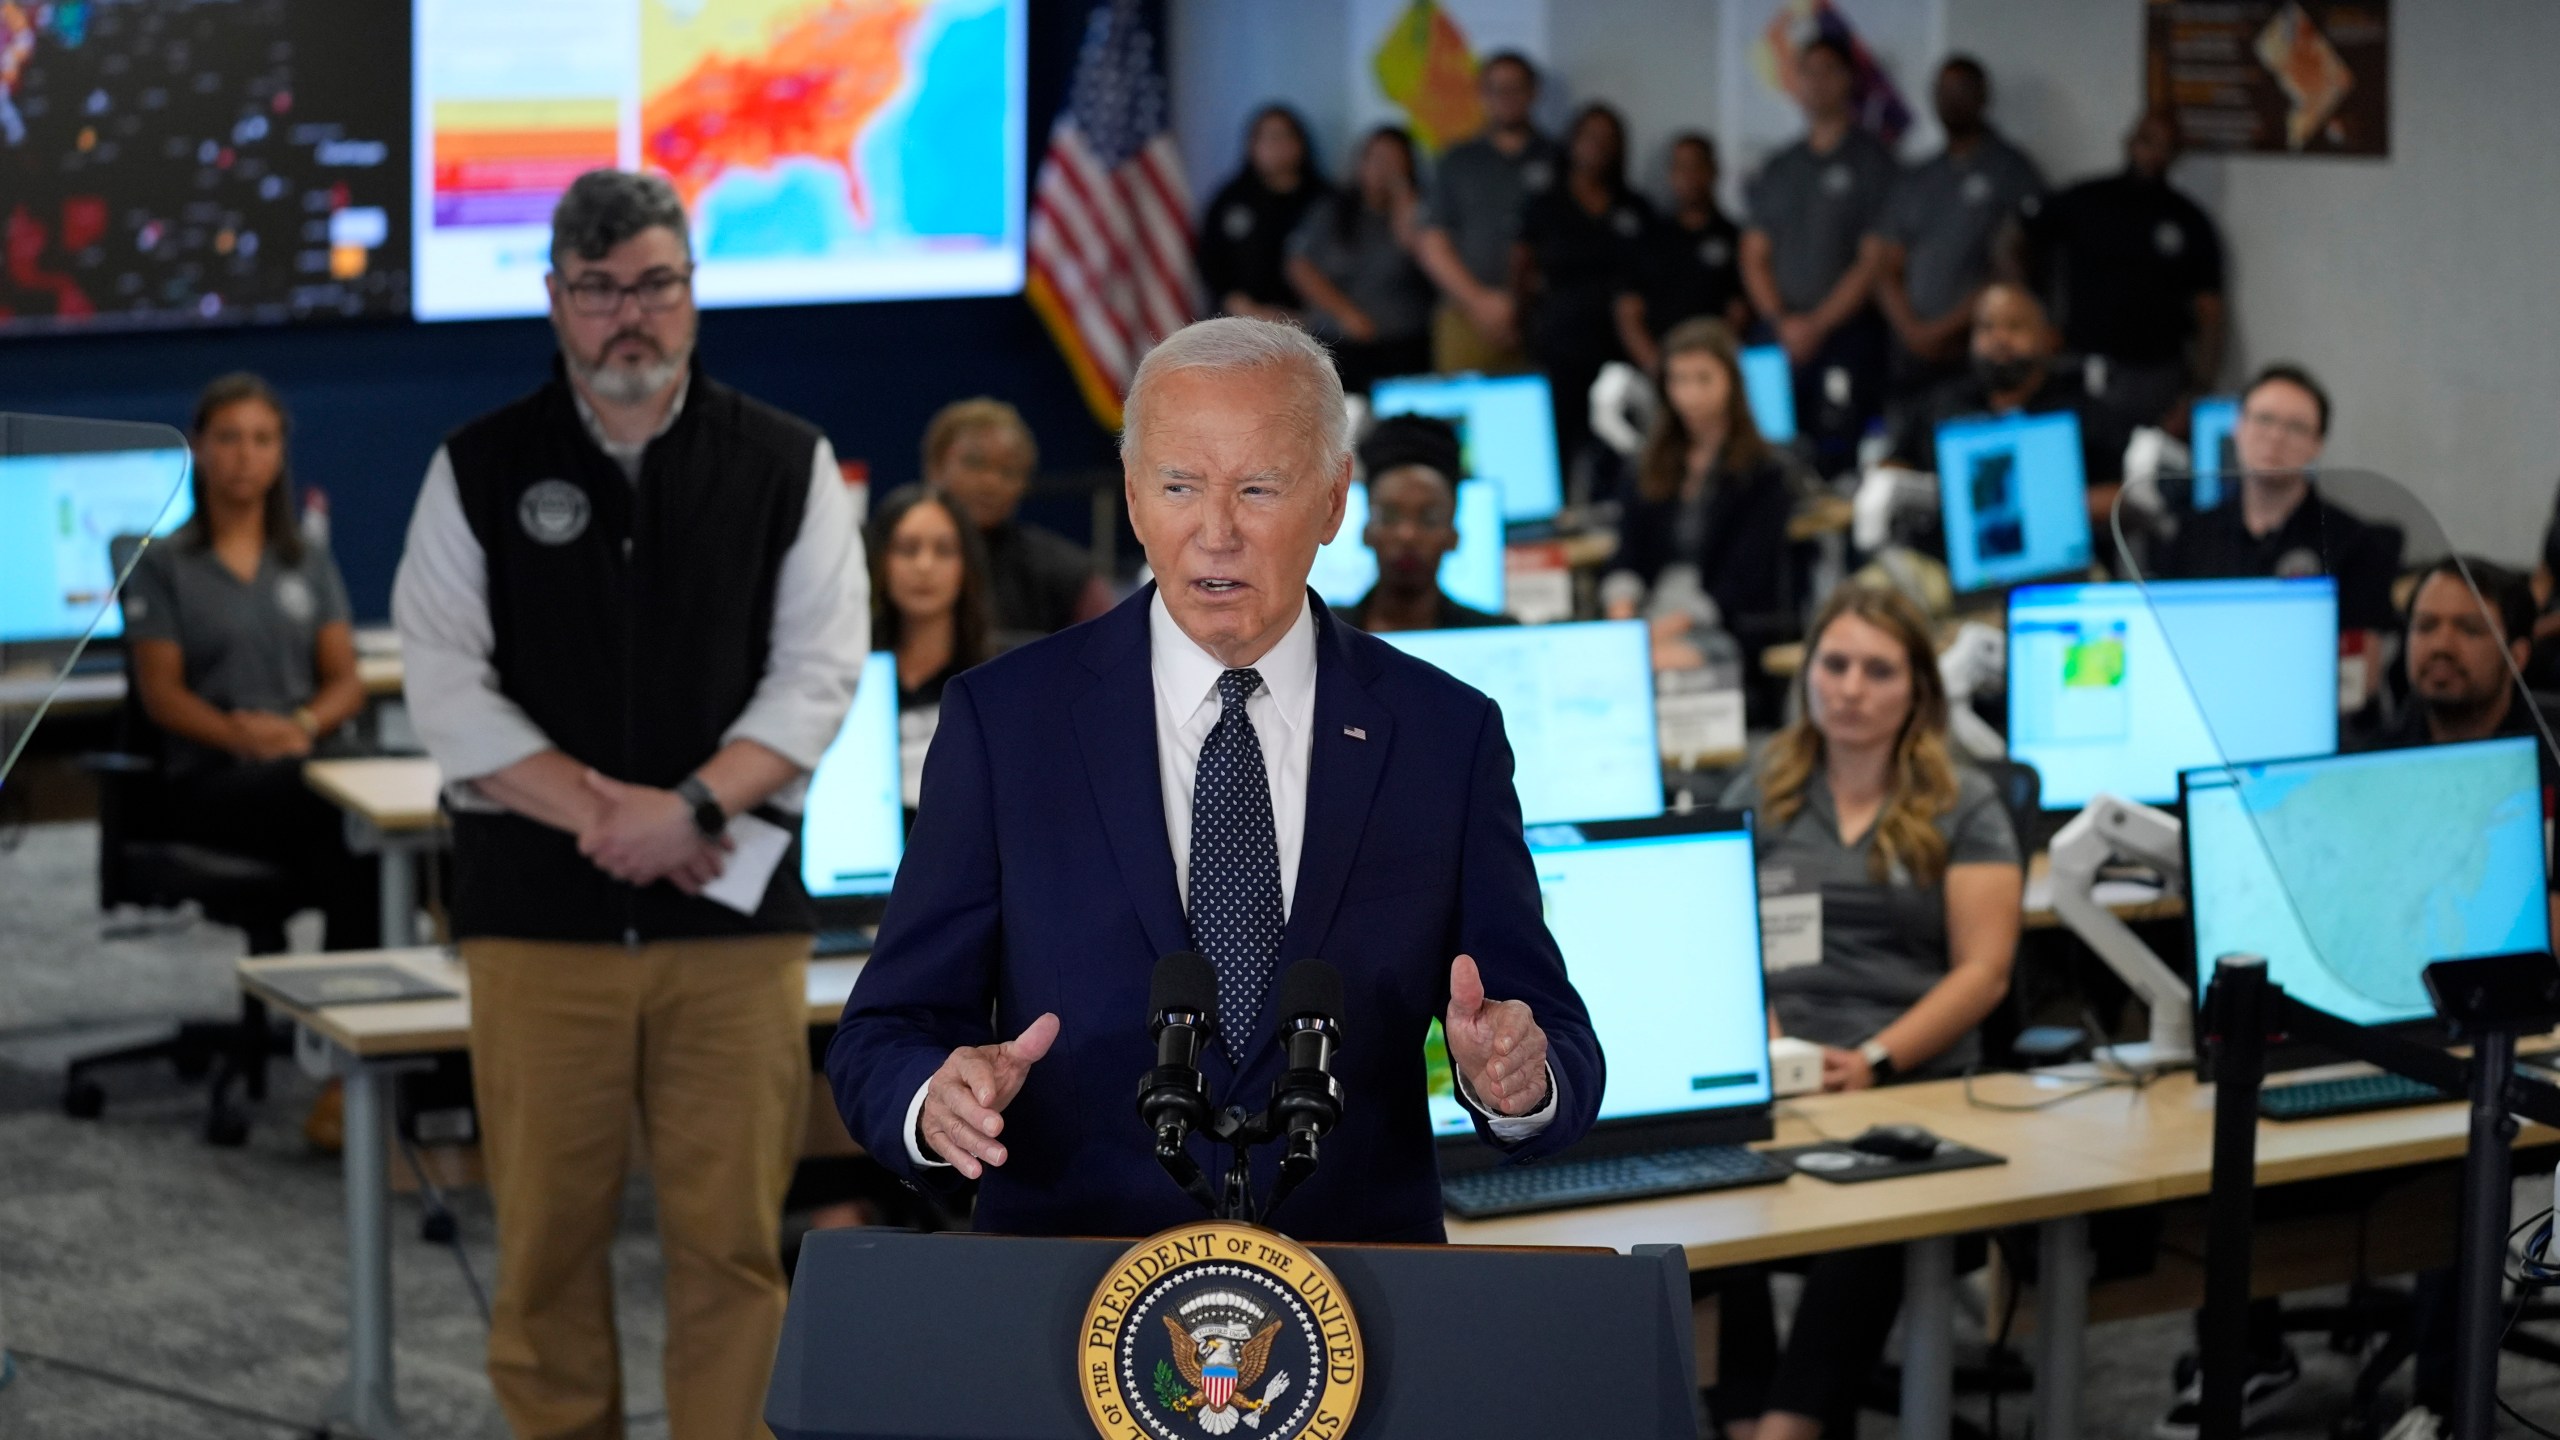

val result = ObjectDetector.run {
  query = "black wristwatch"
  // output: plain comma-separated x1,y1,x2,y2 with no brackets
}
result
1859,1038,1899,1084
674,775,725,838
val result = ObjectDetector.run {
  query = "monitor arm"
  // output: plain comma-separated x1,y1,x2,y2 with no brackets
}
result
1937,621,2007,762
2049,793,2194,1070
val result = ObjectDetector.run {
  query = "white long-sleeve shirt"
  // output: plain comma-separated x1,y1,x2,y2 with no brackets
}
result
391,397,868,813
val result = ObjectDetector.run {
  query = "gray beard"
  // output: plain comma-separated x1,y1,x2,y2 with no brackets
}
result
566,339,690,406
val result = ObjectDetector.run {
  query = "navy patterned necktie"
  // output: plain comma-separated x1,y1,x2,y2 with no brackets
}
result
1188,667,1284,1054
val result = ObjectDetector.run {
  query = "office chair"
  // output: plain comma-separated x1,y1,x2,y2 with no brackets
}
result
66,537,296,1146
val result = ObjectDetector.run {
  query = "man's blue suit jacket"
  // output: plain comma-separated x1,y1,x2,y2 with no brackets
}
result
825,587,1603,1242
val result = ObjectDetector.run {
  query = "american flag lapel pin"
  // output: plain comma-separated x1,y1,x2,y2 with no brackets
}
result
1342,725,1367,741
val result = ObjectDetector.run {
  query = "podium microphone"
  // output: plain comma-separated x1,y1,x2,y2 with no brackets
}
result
1266,959,1346,1216
1138,951,1219,1213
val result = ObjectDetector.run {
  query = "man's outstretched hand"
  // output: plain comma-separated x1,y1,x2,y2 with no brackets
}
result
918,1013,1061,1179
1443,954,1551,1118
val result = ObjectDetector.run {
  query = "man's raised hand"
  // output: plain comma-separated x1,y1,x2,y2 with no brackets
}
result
918,1013,1061,1179
1442,954,1551,1118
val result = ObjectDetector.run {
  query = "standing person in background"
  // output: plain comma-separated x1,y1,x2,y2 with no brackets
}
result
1413,51,1557,374
2019,111,2226,431
1287,126,1435,394
1870,56,2045,410
1515,102,1653,488
921,397,1112,635
1341,413,1515,634
392,169,868,1440
866,483,1003,814
1741,35,1899,476
1198,105,1327,323
1618,132,1751,374
120,372,378,950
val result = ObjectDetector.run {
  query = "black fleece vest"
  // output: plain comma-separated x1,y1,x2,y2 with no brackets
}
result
442,361,820,943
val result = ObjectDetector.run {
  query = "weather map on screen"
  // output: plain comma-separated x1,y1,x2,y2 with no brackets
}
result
0,1,411,336
412,0,1027,321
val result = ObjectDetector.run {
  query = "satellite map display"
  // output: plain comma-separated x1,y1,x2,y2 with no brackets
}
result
0,0,411,335
412,0,1023,321
2189,738,2550,1026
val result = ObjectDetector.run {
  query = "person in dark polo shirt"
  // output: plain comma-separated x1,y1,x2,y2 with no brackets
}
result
1340,414,1515,634
2147,363,2400,630
391,169,866,1440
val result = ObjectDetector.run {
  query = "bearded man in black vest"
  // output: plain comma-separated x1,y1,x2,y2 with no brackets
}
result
392,169,868,1440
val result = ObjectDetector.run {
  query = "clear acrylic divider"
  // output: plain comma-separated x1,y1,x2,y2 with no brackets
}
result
0,415,195,790
2111,467,2560,1039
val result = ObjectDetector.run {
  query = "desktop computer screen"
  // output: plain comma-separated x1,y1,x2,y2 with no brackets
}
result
1427,813,1772,1136
1740,344,1797,443
2007,578,2338,809
799,650,906,899
1936,410,2092,593
1307,477,1506,617
0,450,196,644
2185,736,2550,1028
1382,619,1661,827
1368,372,1565,524
2188,396,2240,512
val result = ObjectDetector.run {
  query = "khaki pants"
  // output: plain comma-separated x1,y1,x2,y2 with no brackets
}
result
466,935,810,1440
1431,302,1529,376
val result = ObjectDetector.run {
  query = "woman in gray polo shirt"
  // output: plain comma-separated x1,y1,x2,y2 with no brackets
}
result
119,374,376,949
1707,582,2022,1440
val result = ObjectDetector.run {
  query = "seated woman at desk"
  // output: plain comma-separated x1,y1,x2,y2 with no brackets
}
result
1710,583,2023,1440
1340,414,1514,634
1603,318,1795,649
867,483,1003,815
119,372,377,949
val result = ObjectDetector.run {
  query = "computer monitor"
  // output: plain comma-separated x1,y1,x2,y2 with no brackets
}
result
1381,619,1662,827
1935,410,2092,594
1307,477,1506,617
2188,396,2240,511
2007,578,2339,810
0,449,195,645
1368,372,1564,524
1430,811,1773,1155
1739,344,1797,443
2183,736,2550,1031
799,650,906,900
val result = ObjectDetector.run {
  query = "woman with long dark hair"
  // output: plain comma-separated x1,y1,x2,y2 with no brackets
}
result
119,372,377,947
865,483,1001,811
1514,102,1653,482
1285,125,1434,393
1198,104,1327,321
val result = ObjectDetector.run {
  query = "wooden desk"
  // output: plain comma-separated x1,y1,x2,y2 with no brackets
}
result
0,654,402,717
305,757,447,949
239,946,867,1440
2021,850,2184,931
1787,493,1856,543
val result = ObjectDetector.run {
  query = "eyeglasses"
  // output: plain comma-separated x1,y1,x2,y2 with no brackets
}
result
559,267,693,317
2240,409,2321,442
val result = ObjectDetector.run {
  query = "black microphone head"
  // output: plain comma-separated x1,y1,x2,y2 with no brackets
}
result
1151,951,1218,1023
1278,958,1344,1029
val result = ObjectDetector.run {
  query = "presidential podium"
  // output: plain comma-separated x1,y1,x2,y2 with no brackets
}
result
766,1228,1699,1440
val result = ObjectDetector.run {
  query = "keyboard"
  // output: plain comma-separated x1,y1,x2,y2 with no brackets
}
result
2258,1072,2449,1120
1441,1143,1790,1219
812,928,875,957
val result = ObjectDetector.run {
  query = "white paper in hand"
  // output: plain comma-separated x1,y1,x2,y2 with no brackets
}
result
701,812,792,916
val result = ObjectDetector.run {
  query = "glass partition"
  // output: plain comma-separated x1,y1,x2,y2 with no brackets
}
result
2114,466,2560,1039
0,415,195,789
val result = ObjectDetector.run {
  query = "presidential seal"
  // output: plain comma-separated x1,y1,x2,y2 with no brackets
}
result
1081,1222,1362,1440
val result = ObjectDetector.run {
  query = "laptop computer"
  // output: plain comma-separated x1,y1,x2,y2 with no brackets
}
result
1434,810,1788,1218
801,649,906,955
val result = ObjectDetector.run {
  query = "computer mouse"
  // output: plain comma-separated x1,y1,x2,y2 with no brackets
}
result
1847,1123,1941,1161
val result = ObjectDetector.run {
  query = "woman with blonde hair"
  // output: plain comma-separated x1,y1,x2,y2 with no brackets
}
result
1706,582,2022,1440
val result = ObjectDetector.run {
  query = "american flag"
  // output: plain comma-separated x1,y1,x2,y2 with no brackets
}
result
1025,0,1201,430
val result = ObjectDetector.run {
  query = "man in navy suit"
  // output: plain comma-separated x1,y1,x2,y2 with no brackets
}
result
826,317,1602,1242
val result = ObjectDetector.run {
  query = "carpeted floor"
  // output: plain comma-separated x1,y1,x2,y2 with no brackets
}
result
3,818,2558,1439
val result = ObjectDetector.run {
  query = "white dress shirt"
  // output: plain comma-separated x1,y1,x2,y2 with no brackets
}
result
391,385,868,812
905,592,1550,1166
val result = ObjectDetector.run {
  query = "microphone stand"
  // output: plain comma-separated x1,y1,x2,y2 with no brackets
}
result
2198,953,2560,1440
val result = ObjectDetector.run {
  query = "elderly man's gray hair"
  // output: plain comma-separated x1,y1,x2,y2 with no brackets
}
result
1119,317,1352,467
550,169,692,270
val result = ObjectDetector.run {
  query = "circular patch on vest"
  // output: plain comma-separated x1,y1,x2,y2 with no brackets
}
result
1222,203,1255,241
1698,235,1732,268
518,479,592,546
2154,220,2187,257
273,573,316,625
